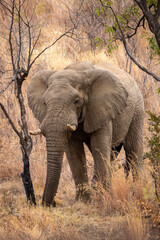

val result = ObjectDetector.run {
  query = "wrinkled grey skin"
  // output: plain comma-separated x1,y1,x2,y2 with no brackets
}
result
27,62,144,206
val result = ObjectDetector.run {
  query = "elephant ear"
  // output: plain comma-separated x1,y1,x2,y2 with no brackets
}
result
27,70,56,123
84,69,128,133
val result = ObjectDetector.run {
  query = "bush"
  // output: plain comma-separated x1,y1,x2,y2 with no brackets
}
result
146,110,160,201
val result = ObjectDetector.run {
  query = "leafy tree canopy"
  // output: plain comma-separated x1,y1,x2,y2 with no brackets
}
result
96,0,160,80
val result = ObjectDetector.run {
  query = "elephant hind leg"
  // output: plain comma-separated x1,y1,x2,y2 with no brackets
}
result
111,142,123,161
111,143,130,177
123,109,144,180
123,158,131,178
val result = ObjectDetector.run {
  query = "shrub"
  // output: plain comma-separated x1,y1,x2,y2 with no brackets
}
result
146,110,160,201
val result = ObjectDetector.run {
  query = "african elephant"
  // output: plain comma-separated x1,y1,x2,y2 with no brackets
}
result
27,62,144,206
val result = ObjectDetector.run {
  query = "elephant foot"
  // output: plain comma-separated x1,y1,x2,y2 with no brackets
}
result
91,174,99,190
76,191,91,203
76,184,91,203
42,200,56,208
52,200,56,207
92,174,112,193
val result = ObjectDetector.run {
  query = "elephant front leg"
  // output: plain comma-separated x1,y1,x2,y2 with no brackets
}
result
90,124,112,191
65,137,91,203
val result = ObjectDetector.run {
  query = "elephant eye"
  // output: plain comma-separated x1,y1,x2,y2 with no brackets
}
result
74,99,79,105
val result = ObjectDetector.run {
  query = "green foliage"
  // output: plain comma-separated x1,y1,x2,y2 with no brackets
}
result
94,26,118,53
117,5,140,24
94,37,104,50
146,110,160,200
146,111,160,164
96,0,160,61
106,26,115,36
107,38,118,53
96,7,104,16
146,0,158,8
95,2,142,53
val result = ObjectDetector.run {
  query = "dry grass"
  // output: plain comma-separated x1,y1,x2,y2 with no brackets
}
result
0,153,155,240
0,121,158,240
0,1,160,239
1,47,160,239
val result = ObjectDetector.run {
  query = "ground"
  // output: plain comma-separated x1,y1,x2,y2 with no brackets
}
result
0,144,159,240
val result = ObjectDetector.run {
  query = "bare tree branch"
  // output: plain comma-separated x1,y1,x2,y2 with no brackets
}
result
122,36,160,81
28,29,42,71
134,0,160,48
99,0,160,81
0,102,21,138
27,21,32,71
0,0,12,14
126,15,145,39
29,28,75,70
9,0,15,73
0,75,15,95
17,0,21,70
0,0,77,204
124,3,157,40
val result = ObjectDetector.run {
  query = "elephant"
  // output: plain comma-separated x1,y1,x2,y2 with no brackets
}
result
27,62,144,206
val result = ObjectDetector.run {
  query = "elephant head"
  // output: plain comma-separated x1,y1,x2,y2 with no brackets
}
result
27,62,128,206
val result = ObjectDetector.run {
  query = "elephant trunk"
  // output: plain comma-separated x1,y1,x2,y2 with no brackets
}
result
40,102,77,206
42,134,66,206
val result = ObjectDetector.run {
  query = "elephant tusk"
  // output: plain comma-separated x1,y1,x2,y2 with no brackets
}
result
67,124,76,131
29,128,42,135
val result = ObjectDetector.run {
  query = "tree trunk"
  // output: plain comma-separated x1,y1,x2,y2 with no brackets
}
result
21,153,36,205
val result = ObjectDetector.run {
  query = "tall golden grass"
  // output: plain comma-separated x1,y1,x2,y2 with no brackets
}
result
0,1,160,239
